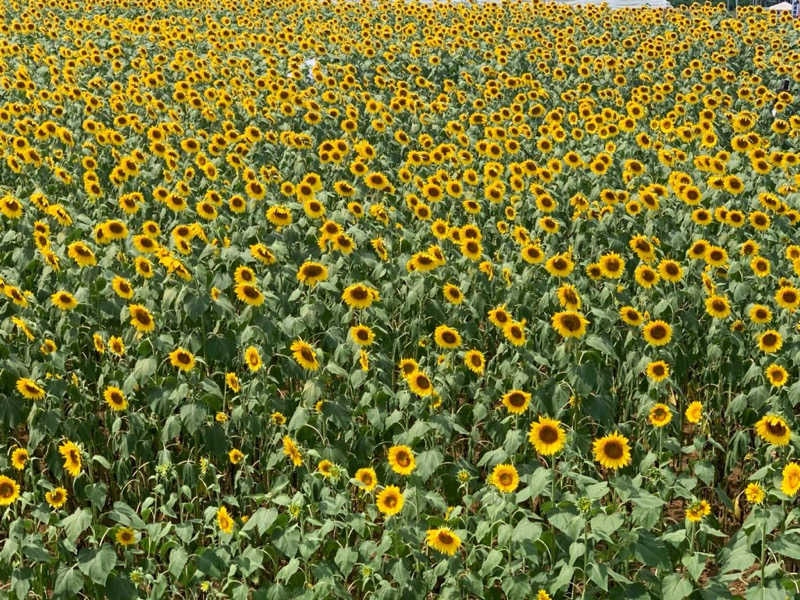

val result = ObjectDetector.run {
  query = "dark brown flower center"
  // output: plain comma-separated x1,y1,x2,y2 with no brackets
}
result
604,441,623,459
539,425,558,444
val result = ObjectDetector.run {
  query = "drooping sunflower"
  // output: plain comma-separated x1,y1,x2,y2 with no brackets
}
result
765,364,788,388
388,445,416,476
755,414,791,446
646,361,670,382
593,432,632,470
16,377,45,400
217,507,234,534
376,486,404,516
433,325,461,350
551,311,589,339
648,403,672,428
169,347,196,372
296,261,328,286
59,440,82,477
426,528,462,556
244,346,262,372
45,486,68,509
490,463,519,493
463,350,485,375
757,330,782,353
502,389,531,414
51,290,78,311
354,467,378,492
642,320,672,346
342,283,379,309
103,386,127,412
0,475,20,506
781,462,800,497
528,417,566,456
290,340,319,371
283,436,302,466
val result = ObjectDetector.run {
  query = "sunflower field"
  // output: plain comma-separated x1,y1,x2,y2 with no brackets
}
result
2,0,800,597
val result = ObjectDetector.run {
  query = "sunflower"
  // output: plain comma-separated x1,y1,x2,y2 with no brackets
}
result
434,325,461,349
108,336,125,356
355,468,378,492
765,364,788,387
244,346,262,372
775,286,800,312
749,304,772,324
490,463,519,493
426,528,462,556
634,265,660,289
123,304,154,334
705,295,731,319
376,486,404,516
234,283,265,306
11,448,28,470
59,440,82,477
619,306,643,326
103,386,127,411
350,325,375,347
598,252,625,278
111,276,134,299
317,459,336,478
290,340,319,371
114,526,138,546
342,283,379,309
226,372,240,393
297,261,328,286
16,377,45,400
556,284,581,311
646,361,670,382
521,244,545,264
528,417,566,455
744,483,764,505
758,330,782,353
503,320,526,347
408,370,434,397
283,436,302,466
45,486,68,509
51,290,78,311
642,320,672,346
544,252,574,278
685,401,703,424
388,445,416,476
551,311,589,339
502,389,531,414
464,350,485,375
442,283,464,304
648,403,672,428
67,241,96,267
0,475,20,506
217,507,234,534
227,449,244,465
755,414,791,446
593,432,632,470
781,463,800,497
750,256,771,278
169,347,196,372
488,305,511,329
685,500,711,522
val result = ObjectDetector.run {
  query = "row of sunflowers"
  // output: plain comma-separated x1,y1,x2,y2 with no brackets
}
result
2,0,800,597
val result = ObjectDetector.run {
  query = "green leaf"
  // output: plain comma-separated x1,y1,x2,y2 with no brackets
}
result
549,512,585,540
276,558,300,583
770,535,800,560
335,546,358,576
54,567,84,597
105,574,138,600
512,518,542,544
661,573,693,600
109,502,146,529
169,546,188,579
681,553,708,582
634,531,671,569
59,508,92,543
414,449,443,482
242,507,278,536
479,549,502,577
78,545,116,586
584,334,615,358
590,513,624,541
